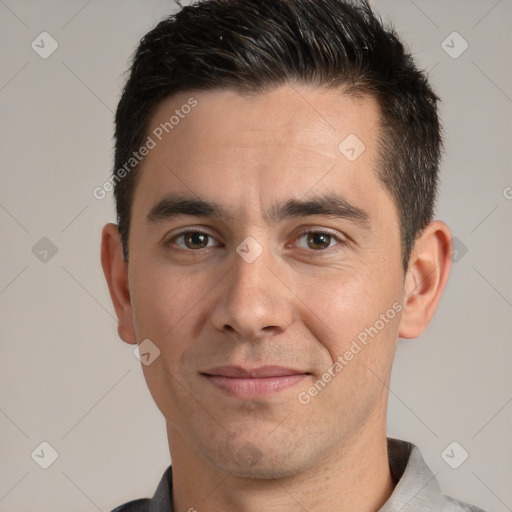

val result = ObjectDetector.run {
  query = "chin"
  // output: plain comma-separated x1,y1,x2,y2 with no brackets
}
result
203,439,312,480
216,458,304,480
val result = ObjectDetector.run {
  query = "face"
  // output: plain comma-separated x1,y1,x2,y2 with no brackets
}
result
124,86,407,478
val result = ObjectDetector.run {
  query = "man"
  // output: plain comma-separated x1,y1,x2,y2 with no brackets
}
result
101,0,485,510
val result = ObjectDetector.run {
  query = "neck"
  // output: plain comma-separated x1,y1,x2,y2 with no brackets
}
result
169,424,394,512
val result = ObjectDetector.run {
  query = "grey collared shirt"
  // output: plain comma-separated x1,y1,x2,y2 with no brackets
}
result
111,438,486,511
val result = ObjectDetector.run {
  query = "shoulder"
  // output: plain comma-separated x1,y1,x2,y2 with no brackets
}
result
110,498,151,512
110,465,173,512
386,438,488,512
444,495,488,512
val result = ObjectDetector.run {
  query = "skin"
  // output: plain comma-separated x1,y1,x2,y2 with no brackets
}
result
101,85,452,512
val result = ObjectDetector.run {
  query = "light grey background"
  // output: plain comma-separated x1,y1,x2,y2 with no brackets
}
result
1,1,511,511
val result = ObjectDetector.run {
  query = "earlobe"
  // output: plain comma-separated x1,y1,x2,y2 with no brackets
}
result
398,221,453,339
100,223,137,344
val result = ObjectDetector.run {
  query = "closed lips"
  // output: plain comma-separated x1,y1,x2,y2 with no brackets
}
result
202,365,309,378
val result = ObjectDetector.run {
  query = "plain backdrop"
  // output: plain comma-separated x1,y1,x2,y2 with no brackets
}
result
1,1,511,511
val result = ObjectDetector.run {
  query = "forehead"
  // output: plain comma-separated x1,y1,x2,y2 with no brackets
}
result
132,85,391,224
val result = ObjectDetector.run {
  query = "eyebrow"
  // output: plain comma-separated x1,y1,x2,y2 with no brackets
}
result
146,193,371,228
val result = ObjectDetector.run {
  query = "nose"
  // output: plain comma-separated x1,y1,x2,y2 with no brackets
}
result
210,245,294,341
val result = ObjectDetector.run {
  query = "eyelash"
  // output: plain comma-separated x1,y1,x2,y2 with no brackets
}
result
165,228,347,254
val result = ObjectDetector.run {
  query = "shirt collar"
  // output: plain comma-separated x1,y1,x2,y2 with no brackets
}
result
379,437,445,511
148,438,455,512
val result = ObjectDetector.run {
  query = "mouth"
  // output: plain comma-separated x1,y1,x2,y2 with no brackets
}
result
201,365,311,398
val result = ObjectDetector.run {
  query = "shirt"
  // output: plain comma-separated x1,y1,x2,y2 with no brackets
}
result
111,438,486,511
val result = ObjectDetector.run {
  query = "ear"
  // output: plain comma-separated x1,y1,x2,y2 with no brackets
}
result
100,223,137,344
398,220,453,339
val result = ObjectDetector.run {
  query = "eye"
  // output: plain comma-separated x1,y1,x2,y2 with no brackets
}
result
294,230,344,251
171,231,220,250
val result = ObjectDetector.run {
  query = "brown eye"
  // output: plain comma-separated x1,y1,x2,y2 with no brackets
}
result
306,232,332,250
293,230,344,252
171,232,214,250
182,232,209,249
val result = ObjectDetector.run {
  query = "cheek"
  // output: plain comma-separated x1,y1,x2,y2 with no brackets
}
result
130,263,205,417
129,260,203,339
296,273,402,422
293,266,402,363
128,260,219,396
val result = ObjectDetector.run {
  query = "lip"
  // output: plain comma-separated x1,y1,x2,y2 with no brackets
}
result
201,365,310,398
203,365,307,378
